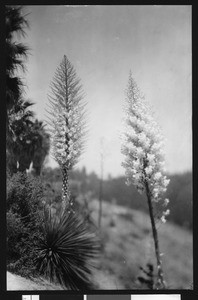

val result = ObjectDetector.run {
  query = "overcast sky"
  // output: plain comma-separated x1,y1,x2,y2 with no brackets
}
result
22,5,192,178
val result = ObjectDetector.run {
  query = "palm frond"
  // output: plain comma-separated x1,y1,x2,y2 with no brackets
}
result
6,6,29,40
6,6,30,112
6,76,24,108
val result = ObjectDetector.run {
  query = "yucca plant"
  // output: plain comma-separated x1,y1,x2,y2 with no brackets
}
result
46,55,87,213
121,72,170,289
36,55,100,290
35,208,100,290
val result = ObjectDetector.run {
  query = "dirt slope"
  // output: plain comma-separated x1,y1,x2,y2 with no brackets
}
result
7,272,63,290
7,269,119,290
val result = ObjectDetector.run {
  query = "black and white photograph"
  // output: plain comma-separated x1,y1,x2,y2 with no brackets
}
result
6,5,192,291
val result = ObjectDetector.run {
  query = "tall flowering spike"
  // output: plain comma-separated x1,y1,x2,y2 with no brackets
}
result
122,72,170,210
47,55,87,211
121,72,170,289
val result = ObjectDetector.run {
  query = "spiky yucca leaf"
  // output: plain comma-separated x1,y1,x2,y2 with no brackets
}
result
35,208,100,290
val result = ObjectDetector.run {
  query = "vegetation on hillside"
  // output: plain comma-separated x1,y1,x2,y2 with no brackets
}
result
42,167,192,230
7,172,44,277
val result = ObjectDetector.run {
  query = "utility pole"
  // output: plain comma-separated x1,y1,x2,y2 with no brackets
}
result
98,138,104,228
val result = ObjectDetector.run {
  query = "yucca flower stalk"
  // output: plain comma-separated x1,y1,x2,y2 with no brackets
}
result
40,56,100,290
121,72,170,289
46,55,87,213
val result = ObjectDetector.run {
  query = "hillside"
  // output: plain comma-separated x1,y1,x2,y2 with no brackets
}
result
89,199,193,289
43,168,193,230
7,199,193,290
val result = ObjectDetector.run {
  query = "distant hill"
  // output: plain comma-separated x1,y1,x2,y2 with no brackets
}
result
100,172,193,230
42,167,192,230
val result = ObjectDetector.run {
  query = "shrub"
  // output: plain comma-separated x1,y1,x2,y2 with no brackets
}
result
7,210,25,262
7,172,44,214
6,172,44,277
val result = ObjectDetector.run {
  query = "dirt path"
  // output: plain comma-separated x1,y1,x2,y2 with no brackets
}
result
7,272,63,290
7,270,119,290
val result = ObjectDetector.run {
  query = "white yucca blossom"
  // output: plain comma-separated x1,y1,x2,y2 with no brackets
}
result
46,55,87,211
50,109,85,169
121,71,170,288
164,198,169,206
122,73,170,212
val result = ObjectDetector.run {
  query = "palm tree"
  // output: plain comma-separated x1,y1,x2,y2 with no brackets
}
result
7,101,50,176
6,99,35,174
6,5,29,114
30,120,50,176
6,7,49,176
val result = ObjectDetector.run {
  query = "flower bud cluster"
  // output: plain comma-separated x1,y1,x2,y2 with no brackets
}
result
122,73,170,216
50,106,84,169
